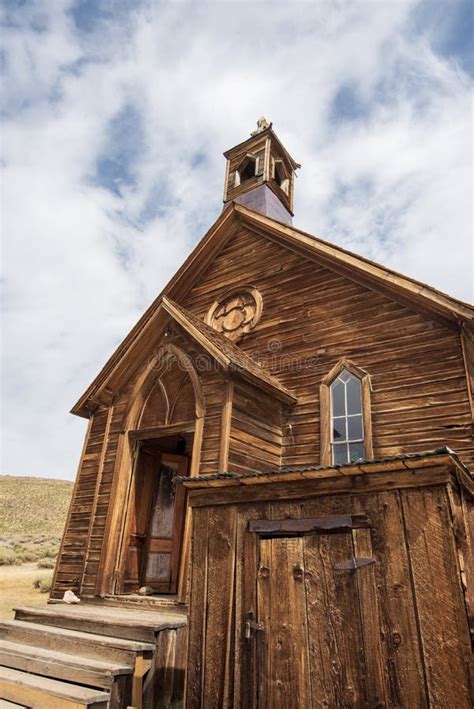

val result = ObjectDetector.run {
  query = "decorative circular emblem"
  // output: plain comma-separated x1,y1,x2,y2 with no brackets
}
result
206,287,263,342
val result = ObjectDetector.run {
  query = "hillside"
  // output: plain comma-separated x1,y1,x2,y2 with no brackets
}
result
0,475,74,618
0,475,73,538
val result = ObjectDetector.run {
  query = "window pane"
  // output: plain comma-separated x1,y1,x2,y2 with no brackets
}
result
333,417,346,441
331,380,345,416
150,461,179,537
346,376,362,415
338,369,351,384
347,414,363,441
333,444,348,465
145,552,171,583
349,442,364,463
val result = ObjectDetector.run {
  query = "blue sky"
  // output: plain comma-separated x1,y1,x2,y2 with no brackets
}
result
1,0,473,479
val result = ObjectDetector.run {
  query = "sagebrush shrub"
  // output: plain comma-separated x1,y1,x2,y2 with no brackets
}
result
0,547,17,565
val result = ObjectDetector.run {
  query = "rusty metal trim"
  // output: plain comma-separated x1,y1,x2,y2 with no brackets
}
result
248,513,370,536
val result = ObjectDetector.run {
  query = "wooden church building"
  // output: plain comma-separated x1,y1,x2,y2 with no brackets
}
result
1,120,473,708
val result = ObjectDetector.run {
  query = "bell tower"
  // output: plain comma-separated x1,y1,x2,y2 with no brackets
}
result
223,118,300,224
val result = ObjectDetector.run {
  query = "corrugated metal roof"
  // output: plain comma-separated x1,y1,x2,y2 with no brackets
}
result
174,447,471,485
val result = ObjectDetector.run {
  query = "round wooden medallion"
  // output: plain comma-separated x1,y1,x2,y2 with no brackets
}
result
206,287,263,342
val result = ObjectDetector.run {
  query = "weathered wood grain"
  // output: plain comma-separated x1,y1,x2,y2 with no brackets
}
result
202,506,237,707
185,507,209,708
401,486,473,707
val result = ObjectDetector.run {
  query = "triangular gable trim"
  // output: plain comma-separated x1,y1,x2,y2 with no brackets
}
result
72,291,295,416
162,298,296,405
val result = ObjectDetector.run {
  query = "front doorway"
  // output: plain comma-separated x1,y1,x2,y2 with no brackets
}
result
122,439,190,595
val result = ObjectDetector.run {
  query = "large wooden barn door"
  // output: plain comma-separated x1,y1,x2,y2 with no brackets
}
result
254,526,386,708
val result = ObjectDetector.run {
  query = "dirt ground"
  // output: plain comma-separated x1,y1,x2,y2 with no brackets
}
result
0,562,50,620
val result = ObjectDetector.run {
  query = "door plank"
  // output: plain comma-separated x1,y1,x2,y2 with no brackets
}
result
185,507,208,708
352,527,389,708
351,492,427,707
234,503,270,709
303,532,367,708
401,487,473,708
256,537,272,709
202,505,237,707
258,537,311,709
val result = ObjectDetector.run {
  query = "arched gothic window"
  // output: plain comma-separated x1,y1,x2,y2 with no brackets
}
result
320,360,373,466
330,369,364,465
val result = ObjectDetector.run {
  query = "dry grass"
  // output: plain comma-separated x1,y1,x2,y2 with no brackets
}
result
0,563,51,619
0,475,73,564
0,475,73,537
0,475,73,617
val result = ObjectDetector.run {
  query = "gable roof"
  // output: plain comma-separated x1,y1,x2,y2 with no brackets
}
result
72,201,473,417
161,298,295,405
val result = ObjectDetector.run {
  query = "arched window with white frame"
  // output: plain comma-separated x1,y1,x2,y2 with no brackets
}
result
320,359,373,466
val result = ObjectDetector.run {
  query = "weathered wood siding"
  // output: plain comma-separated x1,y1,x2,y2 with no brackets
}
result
186,482,473,708
81,397,128,596
199,372,226,475
51,408,109,598
182,225,474,471
228,381,283,473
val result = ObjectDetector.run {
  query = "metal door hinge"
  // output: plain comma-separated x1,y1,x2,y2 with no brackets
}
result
244,611,264,639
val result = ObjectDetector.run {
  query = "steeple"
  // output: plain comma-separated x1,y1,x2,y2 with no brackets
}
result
223,118,300,224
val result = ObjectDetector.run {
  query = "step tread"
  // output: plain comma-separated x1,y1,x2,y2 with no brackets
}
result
0,621,154,652
0,666,110,703
14,604,186,630
0,640,133,676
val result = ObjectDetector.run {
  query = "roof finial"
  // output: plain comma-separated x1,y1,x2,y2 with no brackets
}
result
251,117,272,136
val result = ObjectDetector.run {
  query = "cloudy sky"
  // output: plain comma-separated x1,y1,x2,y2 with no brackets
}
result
2,0,473,480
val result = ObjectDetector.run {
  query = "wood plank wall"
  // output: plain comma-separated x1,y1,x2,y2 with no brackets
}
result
228,381,283,473
186,483,473,708
200,372,226,475
182,226,474,472
81,396,128,596
52,396,129,599
51,408,109,598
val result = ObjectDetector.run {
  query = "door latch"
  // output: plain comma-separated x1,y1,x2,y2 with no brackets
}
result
244,611,264,639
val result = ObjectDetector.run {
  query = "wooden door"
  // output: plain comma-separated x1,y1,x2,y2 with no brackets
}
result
254,528,386,708
142,451,189,593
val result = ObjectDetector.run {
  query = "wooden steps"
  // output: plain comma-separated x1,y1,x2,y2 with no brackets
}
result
0,639,132,689
14,603,186,643
0,666,110,708
0,602,187,708
0,620,154,665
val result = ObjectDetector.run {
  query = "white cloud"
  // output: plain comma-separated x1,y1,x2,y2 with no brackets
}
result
1,0,472,479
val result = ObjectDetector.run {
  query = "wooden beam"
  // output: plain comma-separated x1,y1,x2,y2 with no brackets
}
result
218,381,233,471
128,421,196,441
186,467,458,507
